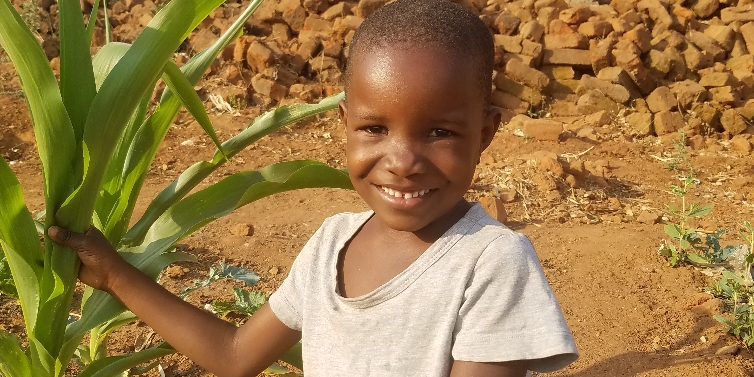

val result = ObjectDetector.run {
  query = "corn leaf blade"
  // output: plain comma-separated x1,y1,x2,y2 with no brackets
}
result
0,158,43,332
59,0,97,144
0,330,31,377
77,343,174,377
123,93,344,245
161,60,225,156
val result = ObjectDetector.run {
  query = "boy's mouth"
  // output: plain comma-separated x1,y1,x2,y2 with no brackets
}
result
378,185,434,199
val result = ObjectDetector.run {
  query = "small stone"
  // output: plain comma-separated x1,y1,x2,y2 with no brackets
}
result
522,119,564,141
645,86,677,113
626,112,653,135
731,135,753,153
498,189,518,203
654,111,685,136
720,109,748,135
231,223,254,237
479,196,508,224
269,266,280,275
637,211,660,224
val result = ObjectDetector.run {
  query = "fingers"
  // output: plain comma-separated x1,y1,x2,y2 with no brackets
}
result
48,225,103,252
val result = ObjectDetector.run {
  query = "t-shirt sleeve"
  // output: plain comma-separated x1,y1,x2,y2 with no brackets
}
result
452,232,578,372
268,221,326,331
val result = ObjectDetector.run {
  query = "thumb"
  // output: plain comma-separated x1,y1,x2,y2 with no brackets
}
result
48,226,89,251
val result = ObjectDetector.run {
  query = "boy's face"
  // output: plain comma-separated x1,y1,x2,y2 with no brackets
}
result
340,46,501,233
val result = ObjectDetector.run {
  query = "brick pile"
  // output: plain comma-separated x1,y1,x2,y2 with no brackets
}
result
64,0,754,152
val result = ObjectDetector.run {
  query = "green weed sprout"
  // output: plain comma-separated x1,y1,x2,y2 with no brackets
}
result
712,271,754,347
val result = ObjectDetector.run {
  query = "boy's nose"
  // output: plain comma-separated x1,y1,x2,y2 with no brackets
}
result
383,140,427,177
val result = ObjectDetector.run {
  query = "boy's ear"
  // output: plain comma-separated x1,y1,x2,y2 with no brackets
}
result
480,106,502,152
338,100,348,127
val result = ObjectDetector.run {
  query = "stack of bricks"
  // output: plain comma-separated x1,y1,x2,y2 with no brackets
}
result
481,0,754,139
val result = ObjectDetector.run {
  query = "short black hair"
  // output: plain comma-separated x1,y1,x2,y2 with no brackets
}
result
344,0,494,106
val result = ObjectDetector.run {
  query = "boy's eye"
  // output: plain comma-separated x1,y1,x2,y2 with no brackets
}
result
363,125,387,134
429,128,453,137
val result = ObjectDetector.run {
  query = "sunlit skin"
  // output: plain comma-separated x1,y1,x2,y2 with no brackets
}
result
46,46,528,377
337,46,501,298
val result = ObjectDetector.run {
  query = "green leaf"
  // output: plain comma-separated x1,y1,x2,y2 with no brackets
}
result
180,263,260,298
663,224,681,239
264,363,293,375
123,93,345,245
77,343,174,377
56,0,225,232
85,0,102,44
0,158,42,332
0,330,31,377
686,253,710,265
280,342,303,370
160,60,225,157
59,0,97,145
211,288,266,317
98,0,264,245
687,204,713,218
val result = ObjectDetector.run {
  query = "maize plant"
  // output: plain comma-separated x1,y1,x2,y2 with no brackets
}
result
0,0,351,376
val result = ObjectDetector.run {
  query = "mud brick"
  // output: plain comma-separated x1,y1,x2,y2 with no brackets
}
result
607,17,630,33
619,10,643,29
651,30,686,51
308,54,340,72
356,0,390,17
251,74,288,101
549,19,576,35
494,75,543,106
710,86,740,105
699,71,735,87
322,2,350,20
576,75,630,104
520,20,545,42
491,90,529,113
543,33,588,49
613,49,656,95
542,48,592,66
521,40,543,61
637,0,676,29
577,89,620,114
731,134,753,153
610,0,635,14
646,86,677,112
538,7,560,33
721,7,754,24
720,108,748,134
559,5,591,24
644,49,672,78
534,0,568,12
664,47,687,82
502,53,535,67
597,67,642,99
740,22,754,57
626,112,654,135
614,39,642,57
654,111,685,135
624,25,652,53
522,119,564,141
246,41,275,72
672,5,694,20
279,0,307,32
302,0,327,13
296,37,321,60
683,44,714,70
233,35,253,63
577,20,613,38
686,31,726,62
590,34,616,74
727,54,754,71
505,59,549,89
495,11,521,35
733,70,754,98
693,0,719,18
704,25,736,51
545,79,580,95
691,102,721,131
495,35,523,53
731,34,749,58
541,65,575,79
669,80,707,108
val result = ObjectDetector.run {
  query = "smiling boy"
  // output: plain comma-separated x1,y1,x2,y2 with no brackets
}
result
49,0,578,376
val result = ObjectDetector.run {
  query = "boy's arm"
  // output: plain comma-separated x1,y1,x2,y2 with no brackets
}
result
449,360,529,377
49,226,301,377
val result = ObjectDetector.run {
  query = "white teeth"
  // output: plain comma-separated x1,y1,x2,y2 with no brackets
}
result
380,186,432,199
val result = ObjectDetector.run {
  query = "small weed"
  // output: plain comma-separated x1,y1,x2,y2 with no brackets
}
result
711,270,754,347
20,0,40,34
0,251,17,298
226,94,246,110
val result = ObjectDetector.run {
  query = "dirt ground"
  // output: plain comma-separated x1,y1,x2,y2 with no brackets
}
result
2,32,754,377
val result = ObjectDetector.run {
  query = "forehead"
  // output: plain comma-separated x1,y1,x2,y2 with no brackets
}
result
346,46,482,111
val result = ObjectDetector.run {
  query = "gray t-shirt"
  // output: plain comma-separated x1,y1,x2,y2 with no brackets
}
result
269,203,578,376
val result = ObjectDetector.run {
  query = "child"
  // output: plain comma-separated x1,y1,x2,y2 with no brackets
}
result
49,0,578,376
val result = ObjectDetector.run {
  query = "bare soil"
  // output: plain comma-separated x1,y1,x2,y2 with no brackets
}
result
2,20,754,377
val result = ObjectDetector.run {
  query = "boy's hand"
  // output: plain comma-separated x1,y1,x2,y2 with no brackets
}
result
48,226,127,292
